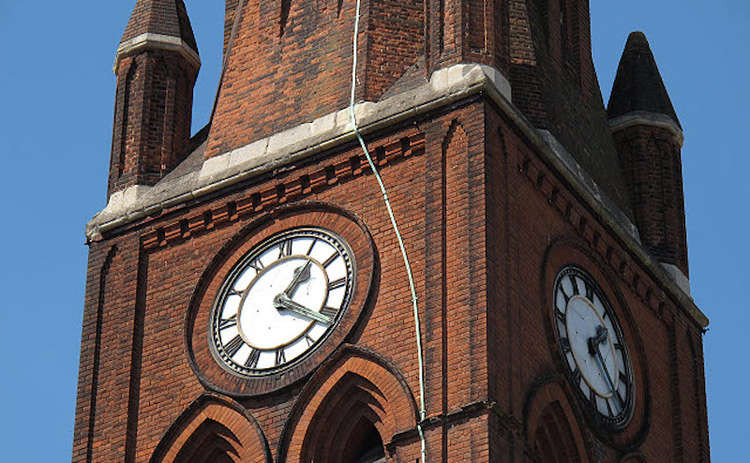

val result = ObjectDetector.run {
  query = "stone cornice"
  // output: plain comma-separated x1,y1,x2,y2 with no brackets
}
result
608,111,684,147
89,63,510,240
114,32,201,73
86,62,707,328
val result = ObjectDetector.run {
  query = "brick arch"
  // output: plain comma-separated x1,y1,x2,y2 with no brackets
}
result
524,380,590,463
619,453,646,463
149,393,271,463
278,345,418,462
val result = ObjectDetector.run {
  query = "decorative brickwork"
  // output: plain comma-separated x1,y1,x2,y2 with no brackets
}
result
525,382,588,462
279,345,418,462
611,117,688,276
109,51,198,196
150,394,271,463
110,0,200,197
140,130,425,250
74,2,709,462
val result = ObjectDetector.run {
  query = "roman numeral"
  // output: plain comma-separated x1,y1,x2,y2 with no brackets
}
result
558,287,571,304
555,310,567,324
320,306,338,319
306,238,318,255
322,252,338,268
572,368,582,386
304,333,315,347
585,283,594,301
275,348,286,366
560,337,571,352
328,278,346,290
228,288,244,297
614,342,623,351
570,275,580,295
248,258,264,272
278,239,293,258
619,371,628,384
244,349,260,369
224,335,245,357
219,314,237,330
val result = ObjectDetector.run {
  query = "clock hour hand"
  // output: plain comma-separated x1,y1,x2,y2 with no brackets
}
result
283,260,312,298
273,294,333,325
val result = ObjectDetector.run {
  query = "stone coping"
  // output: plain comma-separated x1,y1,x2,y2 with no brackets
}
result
114,32,201,73
86,62,706,327
608,111,684,147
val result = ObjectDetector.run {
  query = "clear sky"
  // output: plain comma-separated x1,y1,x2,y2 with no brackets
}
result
0,0,746,460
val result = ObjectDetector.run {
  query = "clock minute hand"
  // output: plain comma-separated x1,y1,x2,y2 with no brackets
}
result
588,326,622,408
273,294,333,325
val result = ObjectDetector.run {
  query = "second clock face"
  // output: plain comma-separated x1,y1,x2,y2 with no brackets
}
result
553,265,634,429
210,228,355,377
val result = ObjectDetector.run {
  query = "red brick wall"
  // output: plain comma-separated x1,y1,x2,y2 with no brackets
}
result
427,0,510,75
485,102,707,461
223,0,241,61
109,51,197,196
612,126,689,276
75,97,708,461
205,0,423,159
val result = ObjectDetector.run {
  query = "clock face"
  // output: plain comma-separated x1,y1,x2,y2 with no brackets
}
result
553,265,634,429
210,228,355,377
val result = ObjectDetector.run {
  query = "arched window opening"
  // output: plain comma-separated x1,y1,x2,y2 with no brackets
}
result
150,395,271,463
281,349,418,462
174,419,241,463
301,373,389,463
532,401,580,463
343,417,386,463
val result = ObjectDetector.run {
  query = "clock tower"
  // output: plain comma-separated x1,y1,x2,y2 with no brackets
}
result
73,1,710,462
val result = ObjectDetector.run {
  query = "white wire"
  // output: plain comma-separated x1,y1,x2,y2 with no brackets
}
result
348,1,427,461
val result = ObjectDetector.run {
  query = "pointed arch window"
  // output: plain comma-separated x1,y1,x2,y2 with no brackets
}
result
281,348,418,463
302,373,388,463
149,395,271,463
173,420,241,463
531,401,580,463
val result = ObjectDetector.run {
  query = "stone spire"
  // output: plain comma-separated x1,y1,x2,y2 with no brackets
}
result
607,31,680,127
115,0,199,74
607,32,690,290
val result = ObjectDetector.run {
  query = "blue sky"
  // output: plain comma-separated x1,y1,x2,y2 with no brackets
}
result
0,0,746,459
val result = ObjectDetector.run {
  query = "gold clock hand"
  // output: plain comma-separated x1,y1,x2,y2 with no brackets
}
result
273,294,333,325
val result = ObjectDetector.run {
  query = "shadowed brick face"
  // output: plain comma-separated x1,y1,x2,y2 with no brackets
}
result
109,52,198,196
74,1,709,461
612,126,689,275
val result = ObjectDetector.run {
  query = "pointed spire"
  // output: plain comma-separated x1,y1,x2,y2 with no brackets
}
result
121,0,197,51
116,0,200,73
607,32,680,128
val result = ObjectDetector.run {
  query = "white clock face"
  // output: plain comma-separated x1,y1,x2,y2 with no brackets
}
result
210,228,355,377
553,266,634,428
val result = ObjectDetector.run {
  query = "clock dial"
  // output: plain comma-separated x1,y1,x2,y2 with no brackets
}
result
553,265,634,429
210,228,355,377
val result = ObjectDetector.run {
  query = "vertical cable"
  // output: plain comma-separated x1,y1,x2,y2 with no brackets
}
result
348,1,427,461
